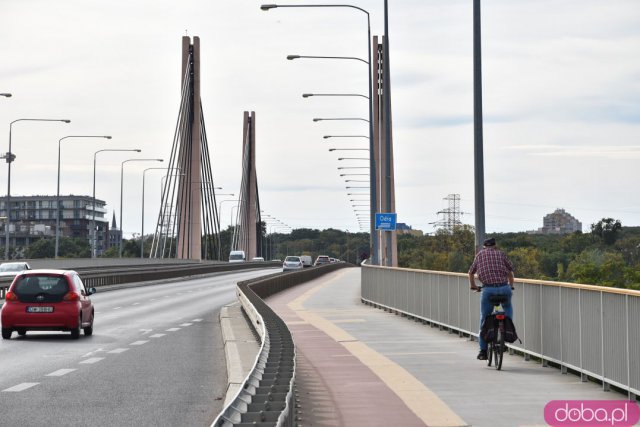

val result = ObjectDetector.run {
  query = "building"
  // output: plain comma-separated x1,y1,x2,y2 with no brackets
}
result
108,211,121,253
0,194,110,256
537,208,582,235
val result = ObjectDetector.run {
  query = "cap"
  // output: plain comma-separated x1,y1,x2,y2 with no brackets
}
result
483,238,496,247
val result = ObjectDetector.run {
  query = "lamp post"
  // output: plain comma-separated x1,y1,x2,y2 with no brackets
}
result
55,135,111,259
323,135,369,140
120,158,163,257
262,2,377,263
338,157,369,161
5,118,70,260
287,54,368,64
313,117,368,123
329,148,368,152
92,148,141,258
303,93,368,99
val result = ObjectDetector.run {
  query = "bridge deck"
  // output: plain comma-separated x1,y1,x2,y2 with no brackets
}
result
264,267,630,427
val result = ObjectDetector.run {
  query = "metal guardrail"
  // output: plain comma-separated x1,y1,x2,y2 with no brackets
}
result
361,263,640,398
213,263,351,427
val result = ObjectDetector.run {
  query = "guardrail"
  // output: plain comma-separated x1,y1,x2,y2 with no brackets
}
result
0,261,281,299
213,263,351,427
361,263,640,398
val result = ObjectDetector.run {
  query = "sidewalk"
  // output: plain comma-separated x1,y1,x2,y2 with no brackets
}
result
261,267,631,427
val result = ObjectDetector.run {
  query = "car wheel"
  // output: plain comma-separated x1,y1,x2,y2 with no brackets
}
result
17,329,27,336
84,312,94,336
2,328,12,340
71,316,81,340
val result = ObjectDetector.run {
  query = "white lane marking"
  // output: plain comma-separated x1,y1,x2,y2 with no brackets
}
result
163,295,170,298
80,357,104,365
150,334,165,338
108,348,129,354
179,323,193,327
3,383,39,392
139,329,153,334
166,328,181,332
82,348,105,358
130,340,149,346
192,318,203,322
47,369,76,377
113,307,122,310
132,302,140,306
150,298,157,301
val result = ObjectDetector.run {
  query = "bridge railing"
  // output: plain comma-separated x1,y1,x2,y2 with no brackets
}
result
212,263,351,427
362,263,640,398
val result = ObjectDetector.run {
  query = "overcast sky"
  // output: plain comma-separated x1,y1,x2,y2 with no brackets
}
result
1,0,639,238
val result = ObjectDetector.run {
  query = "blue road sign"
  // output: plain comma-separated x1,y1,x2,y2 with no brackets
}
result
375,213,397,231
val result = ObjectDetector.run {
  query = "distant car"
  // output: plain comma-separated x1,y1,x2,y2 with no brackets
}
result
1,269,96,340
299,255,313,268
283,256,304,272
251,257,265,262
314,255,331,266
229,250,246,263
0,262,31,279
329,258,337,263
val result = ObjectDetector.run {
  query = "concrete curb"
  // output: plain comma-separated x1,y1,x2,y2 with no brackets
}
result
219,302,260,405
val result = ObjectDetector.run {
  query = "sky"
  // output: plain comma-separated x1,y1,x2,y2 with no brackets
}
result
1,0,639,239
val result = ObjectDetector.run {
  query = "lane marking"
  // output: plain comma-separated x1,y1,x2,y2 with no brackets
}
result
150,333,166,338
166,328,181,332
287,271,468,427
80,357,104,365
3,383,39,392
47,369,76,377
113,306,122,310
108,348,129,354
132,302,140,306
192,318,203,322
179,323,193,327
130,340,149,346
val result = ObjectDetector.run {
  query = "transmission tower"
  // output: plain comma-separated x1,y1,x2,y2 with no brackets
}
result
433,194,463,232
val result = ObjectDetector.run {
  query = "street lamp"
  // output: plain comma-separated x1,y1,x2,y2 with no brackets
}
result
323,135,369,140
5,118,70,260
287,54,368,65
55,135,111,259
120,158,163,257
338,157,369,161
302,93,369,99
345,180,368,182
262,2,379,264
329,148,368,152
340,173,368,176
92,148,141,258
0,93,11,98
313,117,369,123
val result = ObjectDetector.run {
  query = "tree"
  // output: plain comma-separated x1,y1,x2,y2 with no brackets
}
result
25,238,54,258
591,218,622,245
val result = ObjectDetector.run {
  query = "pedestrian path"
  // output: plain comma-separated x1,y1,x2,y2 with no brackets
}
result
264,267,633,427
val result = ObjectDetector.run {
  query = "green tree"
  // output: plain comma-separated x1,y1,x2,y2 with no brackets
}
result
25,238,54,258
566,249,627,287
507,247,542,279
591,218,622,245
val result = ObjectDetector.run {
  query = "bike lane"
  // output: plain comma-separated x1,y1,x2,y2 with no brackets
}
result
264,267,634,427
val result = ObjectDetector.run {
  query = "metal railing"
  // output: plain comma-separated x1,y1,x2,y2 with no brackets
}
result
362,263,640,398
213,263,351,427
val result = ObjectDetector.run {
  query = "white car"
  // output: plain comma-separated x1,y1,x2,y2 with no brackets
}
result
0,262,31,279
282,256,304,272
251,257,265,262
229,250,246,263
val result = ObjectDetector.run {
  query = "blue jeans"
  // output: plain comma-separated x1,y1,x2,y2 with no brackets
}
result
479,285,513,351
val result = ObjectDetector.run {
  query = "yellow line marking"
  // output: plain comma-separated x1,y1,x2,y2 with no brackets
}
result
287,270,468,427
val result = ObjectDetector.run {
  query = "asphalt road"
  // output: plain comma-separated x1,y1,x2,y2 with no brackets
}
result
0,268,277,427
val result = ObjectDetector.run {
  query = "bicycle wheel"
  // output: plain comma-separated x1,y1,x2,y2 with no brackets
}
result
487,342,493,367
495,326,504,370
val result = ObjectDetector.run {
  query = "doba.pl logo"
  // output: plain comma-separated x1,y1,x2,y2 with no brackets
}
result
544,400,640,426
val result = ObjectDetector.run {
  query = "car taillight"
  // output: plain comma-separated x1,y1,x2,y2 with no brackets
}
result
5,291,17,302
63,291,80,302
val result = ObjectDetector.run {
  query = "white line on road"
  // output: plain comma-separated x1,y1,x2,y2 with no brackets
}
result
166,328,181,332
80,357,105,364
192,319,203,322
132,302,140,306
108,348,129,354
130,340,149,346
3,383,39,392
113,307,122,310
47,369,77,377
150,334,166,338
179,323,193,327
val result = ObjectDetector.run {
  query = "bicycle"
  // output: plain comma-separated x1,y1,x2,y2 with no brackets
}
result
485,294,509,371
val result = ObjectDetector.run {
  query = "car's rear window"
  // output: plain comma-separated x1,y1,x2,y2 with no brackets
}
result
14,275,69,297
229,254,244,260
285,257,300,262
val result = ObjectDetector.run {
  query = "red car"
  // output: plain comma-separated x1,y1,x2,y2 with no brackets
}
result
1,269,96,340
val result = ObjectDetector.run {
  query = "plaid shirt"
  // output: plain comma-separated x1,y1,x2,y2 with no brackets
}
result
468,247,514,285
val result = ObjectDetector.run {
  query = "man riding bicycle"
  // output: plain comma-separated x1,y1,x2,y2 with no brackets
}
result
468,237,515,361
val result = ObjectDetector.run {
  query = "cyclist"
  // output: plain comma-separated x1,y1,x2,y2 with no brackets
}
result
468,237,515,361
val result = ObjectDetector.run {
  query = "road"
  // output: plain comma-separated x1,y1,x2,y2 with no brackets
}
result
0,268,277,427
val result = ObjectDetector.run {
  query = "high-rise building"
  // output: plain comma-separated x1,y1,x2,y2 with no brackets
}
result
0,194,110,255
537,208,582,234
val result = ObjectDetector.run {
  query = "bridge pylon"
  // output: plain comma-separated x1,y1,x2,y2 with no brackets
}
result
150,36,220,260
231,112,263,260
